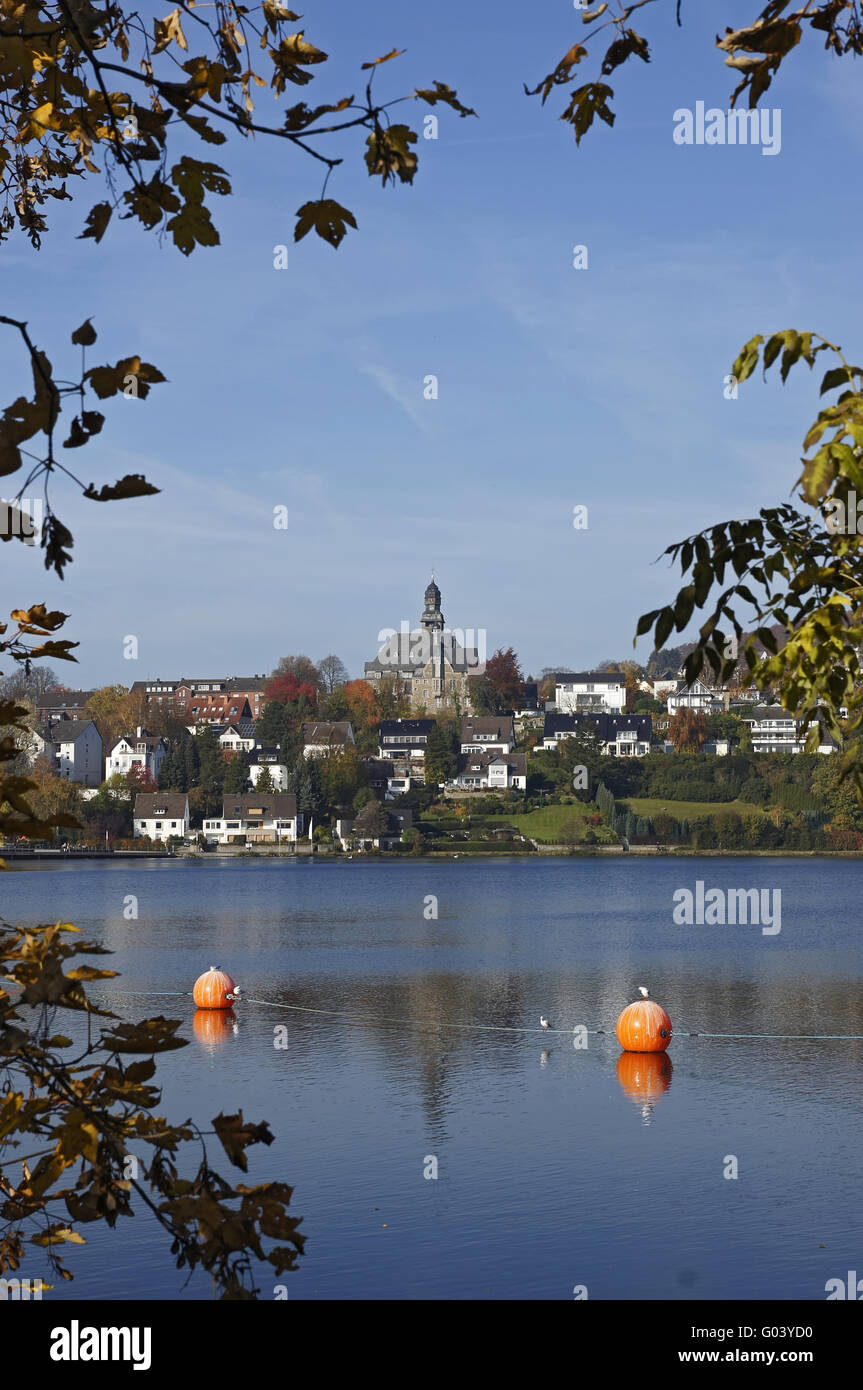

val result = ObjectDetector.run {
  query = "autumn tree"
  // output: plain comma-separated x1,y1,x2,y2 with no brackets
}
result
484,648,524,713
668,708,707,754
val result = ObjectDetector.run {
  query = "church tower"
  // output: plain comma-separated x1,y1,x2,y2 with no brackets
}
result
420,576,444,633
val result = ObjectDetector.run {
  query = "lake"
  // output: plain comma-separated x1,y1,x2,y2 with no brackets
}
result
2,855,862,1301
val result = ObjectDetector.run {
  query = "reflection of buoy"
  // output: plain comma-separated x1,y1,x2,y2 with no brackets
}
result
616,992,672,1052
193,965,238,1009
193,1007,237,1050
616,1051,672,1103
616,1051,672,1125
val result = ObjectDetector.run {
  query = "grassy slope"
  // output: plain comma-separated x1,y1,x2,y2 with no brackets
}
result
483,803,613,844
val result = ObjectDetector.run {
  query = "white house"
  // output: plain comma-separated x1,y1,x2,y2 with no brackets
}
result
301,721,355,758
186,720,257,755
667,678,725,713
29,718,103,788
106,728,167,781
334,807,413,850
460,714,515,755
555,671,627,714
249,747,289,789
540,713,652,757
741,705,837,755
452,751,527,791
133,792,190,842
377,719,434,763
202,793,303,844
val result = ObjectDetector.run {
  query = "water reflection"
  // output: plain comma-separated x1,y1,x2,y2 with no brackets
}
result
192,1007,238,1051
616,1051,673,1126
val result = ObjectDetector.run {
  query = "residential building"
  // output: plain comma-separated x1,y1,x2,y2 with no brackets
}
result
364,577,481,715
302,721,355,758
334,807,413,850
460,714,515,755
378,718,435,763
131,676,269,722
452,751,527,790
554,671,627,714
29,719,103,787
667,678,725,713
106,728,167,781
741,705,837,755
186,720,258,755
249,748,289,789
202,793,304,844
541,712,652,757
133,792,190,842
34,690,95,722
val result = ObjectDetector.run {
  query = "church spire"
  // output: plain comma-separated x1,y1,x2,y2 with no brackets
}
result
421,574,443,632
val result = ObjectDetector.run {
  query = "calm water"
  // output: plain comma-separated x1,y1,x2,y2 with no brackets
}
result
2,856,863,1301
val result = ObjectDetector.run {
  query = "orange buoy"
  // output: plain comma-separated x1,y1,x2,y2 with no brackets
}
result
193,965,238,1010
616,989,672,1053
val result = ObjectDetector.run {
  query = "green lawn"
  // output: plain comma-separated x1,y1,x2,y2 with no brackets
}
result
624,797,767,821
483,803,613,844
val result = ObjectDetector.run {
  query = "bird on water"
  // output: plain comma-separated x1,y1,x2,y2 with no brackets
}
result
638,985,649,998
540,1016,550,1030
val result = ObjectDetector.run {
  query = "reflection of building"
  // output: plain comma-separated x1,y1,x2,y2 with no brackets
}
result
364,578,480,714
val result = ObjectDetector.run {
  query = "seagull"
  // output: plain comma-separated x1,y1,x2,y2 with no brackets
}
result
226,985,241,1002
638,985,649,999
540,1015,550,1030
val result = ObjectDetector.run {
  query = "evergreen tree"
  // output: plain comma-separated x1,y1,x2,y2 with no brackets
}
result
224,750,251,794
183,735,200,790
196,725,225,816
425,720,458,786
255,764,275,793
354,799,388,841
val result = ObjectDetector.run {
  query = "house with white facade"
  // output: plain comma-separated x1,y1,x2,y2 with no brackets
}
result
106,728,167,782
378,719,435,764
186,720,258,755
452,751,527,791
133,792,190,842
741,705,837,755
301,721,355,758
667,678,725,714
29,718,103,788
202,793,303,844
460,714,515,755
334,807,413,850
554,671,627,714
249,747,289,789
541,712,652,757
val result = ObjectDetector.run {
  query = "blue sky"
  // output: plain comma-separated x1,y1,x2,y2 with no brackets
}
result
2,0,861,688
